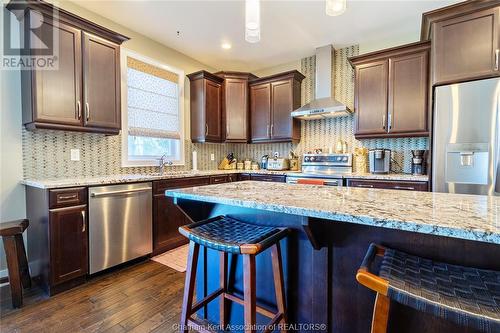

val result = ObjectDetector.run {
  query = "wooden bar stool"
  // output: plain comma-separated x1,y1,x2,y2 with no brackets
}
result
356,243,500,333
178,216,289,333
0,219,31,308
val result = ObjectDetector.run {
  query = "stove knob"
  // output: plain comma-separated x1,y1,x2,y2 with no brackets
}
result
310,156,315,162
304,157,310,162
336,157,342,162
342,157,348,162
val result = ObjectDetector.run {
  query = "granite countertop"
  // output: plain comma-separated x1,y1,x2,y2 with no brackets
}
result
166,181,500,244
22,170,428,189
20,169,292,189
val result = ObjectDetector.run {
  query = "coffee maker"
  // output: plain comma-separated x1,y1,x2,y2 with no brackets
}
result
369,149,391,174
411,150,427,175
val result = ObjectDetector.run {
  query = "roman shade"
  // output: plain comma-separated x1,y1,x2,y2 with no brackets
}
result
126,57,181,140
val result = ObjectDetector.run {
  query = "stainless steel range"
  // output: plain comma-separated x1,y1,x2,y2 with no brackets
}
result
286,153,352,186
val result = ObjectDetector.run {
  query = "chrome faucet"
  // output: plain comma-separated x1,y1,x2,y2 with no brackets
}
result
158,154,173,174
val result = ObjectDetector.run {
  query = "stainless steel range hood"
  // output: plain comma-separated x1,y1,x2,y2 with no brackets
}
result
291,45,352,120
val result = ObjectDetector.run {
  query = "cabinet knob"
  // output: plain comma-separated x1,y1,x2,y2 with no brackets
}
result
81,210,86,233
382,114,386,130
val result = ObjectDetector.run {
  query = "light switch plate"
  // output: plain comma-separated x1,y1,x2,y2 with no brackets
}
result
70,149,80,161
210,153,215,161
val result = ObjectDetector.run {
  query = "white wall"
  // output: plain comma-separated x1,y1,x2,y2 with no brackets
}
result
0,6,26,273
253,59,301,77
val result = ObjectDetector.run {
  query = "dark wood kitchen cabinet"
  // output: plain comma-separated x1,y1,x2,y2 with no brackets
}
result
346,179,429,191
188,71,224,143
350,41,430,139
215,72,258,143
25,186,88,295
152,177,211,255
8,1,128,135
421,2,500,85
249,70,304,143
82,33,121,130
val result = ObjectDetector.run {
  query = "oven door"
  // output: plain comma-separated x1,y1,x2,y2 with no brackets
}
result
286,177,343,187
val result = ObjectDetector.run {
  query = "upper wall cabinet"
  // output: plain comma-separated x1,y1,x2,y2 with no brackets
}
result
421,2,500,85
349,41,430,139
188,71,224,143
8,1,128,135
215,72,257,143
249,70,304,143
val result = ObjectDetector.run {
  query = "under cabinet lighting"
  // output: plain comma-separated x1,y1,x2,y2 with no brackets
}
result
326,0,346,16
245,0,260,43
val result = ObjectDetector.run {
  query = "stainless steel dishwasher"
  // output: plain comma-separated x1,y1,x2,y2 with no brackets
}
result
88,182,152,274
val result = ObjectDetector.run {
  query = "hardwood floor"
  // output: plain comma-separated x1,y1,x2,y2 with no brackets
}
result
0,261,186,333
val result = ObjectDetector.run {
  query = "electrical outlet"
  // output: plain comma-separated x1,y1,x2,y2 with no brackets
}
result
70,149,80,161
210,153,215,161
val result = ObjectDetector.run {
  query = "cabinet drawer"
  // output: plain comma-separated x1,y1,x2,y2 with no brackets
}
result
153,176,210,195
49,188,87,208
347,179,428,191
250,174,286,183
210,175,230,184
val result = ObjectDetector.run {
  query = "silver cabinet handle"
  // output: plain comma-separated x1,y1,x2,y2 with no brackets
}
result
271,124,274,137
495,49,499,71
77,101,81,119
266,124,270,138
85,102,90,121
205,124,208,136
324,181,340,186
356,184,374,188
393,186,415,190
81,210,86,233
382,114,386,130
388,113,392,132
58,194,78,201
90,187,151,197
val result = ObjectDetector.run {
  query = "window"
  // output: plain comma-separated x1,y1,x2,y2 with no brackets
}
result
121,50,185,167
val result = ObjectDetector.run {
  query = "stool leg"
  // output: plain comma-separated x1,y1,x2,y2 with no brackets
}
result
180,241,200,333
243,254,256,333
3,236,23,308
271,243,288,332
220,252,228,330
15,234,31,289
371,293,390,333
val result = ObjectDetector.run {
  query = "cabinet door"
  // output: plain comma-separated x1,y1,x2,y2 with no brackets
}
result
205,80,223,142
82,32,121,130
433,7,499,84
153,195,188,255
271,79,293,140
354,60,389,137
49,205,87,285
32,19,82,126
388,51,429,135
224,78,248,142
250,83,271,141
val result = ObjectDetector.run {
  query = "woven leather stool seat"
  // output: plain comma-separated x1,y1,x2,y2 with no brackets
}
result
357,243,500,333
179,215,289,332
179,215,286,254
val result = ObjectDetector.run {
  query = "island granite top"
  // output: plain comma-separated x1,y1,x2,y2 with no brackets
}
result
166,181,500,245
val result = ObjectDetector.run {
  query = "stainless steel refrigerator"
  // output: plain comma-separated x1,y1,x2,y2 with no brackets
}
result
433,77,500,196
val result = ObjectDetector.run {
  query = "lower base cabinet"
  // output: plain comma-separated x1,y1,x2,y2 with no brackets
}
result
238,173,286,182
346,179,428,191
26,187,88,295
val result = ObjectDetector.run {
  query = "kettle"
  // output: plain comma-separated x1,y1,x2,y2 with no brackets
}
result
261,155,269,169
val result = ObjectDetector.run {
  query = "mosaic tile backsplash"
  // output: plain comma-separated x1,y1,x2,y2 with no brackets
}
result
22,45,428,179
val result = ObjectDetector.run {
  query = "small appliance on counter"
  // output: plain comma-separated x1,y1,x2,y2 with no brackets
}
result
267,152,290,171
369,149,391,174
411,150,427,175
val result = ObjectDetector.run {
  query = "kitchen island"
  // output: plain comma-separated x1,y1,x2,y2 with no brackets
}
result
166,181,499,333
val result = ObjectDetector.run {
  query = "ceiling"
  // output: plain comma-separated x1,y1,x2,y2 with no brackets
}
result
72,0,460,72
